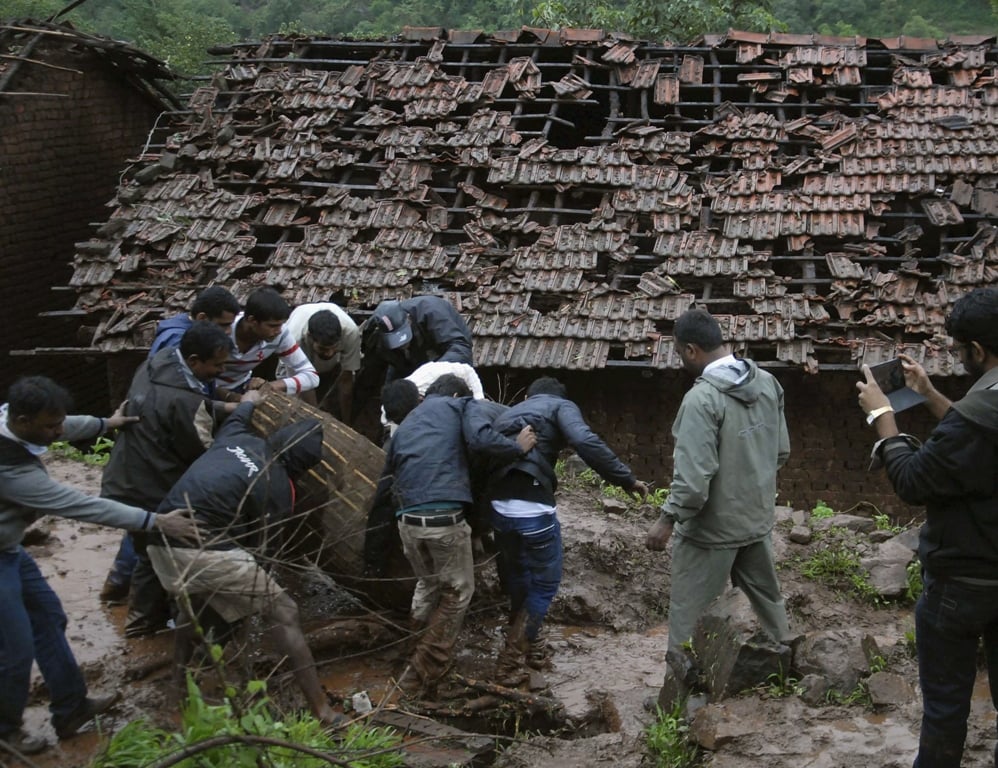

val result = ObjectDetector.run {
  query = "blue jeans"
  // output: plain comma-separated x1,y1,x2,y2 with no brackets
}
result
0,548,87,736
490,512,562,641
107,532,138,585
913,573,998,768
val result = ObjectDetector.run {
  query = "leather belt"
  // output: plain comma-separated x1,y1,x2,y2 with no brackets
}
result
400,511,465,527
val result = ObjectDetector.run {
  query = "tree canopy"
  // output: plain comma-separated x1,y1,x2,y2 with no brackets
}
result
1,0,995,76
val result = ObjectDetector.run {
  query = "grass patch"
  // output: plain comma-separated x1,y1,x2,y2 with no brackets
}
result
91,675,404,768
645,700,700,768
800,542,884,605
50,435,115,466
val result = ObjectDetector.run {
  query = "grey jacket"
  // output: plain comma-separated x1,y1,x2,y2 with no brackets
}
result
662,358,790,548
0,413,154,552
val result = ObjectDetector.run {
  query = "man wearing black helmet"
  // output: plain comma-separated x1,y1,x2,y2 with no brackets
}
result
359,296,474,393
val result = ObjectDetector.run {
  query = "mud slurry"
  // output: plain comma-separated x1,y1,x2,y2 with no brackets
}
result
22,455,998,768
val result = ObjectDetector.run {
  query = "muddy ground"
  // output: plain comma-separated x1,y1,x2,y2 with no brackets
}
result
13,455,998,768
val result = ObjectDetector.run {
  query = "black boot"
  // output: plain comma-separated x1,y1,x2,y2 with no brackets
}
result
124,556,171,638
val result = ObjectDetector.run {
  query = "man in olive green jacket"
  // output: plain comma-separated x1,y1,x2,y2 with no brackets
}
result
646,308,792,684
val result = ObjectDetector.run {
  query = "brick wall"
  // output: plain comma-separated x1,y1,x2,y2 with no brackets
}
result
478,366,972,522
0,41,163,410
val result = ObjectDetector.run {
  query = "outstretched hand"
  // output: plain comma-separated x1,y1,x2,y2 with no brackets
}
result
106,400,139,430
630,480,649,501
154,508,201,546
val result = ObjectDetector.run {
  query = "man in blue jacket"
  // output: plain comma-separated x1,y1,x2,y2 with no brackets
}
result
148,286,240,358
366,374,534,698
487,376,647,684
858,286,998,768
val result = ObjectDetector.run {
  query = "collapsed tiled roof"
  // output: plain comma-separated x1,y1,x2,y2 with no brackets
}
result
0,18,178,107
65,28,998,375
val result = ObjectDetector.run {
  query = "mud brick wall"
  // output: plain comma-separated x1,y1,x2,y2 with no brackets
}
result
0,42,162,408
480,366,974,523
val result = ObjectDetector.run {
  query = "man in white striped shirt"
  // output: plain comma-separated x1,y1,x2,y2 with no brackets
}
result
215,287,319,401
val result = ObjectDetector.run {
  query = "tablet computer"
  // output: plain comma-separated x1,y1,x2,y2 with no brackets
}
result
869,359,927,413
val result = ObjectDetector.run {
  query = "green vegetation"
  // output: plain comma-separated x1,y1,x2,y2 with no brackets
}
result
760,665,803,698
873,513,905,535
799,539,883,605
91,675,404,768
810,500,835,521
556,462,668,509
825,681,873,709
905,560,923,603
645,700,700,768
50,436,115,467
2,0,994,79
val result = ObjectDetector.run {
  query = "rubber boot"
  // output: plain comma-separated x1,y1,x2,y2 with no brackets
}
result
524,613,551,670
124,556,172,638
495,612,529,687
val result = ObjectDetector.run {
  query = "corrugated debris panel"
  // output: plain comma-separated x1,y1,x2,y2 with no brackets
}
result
64,29,998,375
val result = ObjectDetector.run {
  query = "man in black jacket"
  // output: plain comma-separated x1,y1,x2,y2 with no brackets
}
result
99,321,232,636
147,394,343,726
857,286,998,768
358,295,474,394
487,376,647,684
366,374,534,698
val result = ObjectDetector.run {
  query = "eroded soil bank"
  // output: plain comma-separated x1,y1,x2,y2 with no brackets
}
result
16,455,998,768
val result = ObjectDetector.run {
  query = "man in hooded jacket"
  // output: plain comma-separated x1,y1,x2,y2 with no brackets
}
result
99,321,232,636
646,308,793,699
857,286,998,768
147,392,343,726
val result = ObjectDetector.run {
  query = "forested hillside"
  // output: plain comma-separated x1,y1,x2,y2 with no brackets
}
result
1,0,996,76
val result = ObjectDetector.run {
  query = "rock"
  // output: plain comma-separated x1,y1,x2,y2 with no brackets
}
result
893,526,920,552
869,529,894,543
692,588,792,699
602,497,628,515
867,671,915,706
133,163,165,185
788,525,812,544
690,701,764,750
561,454,588,477
860,538,916,599
813,514,877,534
798,674,830,706
789,507,807,526
793,629,871,693
775,505,796,525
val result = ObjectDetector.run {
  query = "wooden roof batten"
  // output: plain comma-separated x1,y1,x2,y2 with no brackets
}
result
39,27,998,376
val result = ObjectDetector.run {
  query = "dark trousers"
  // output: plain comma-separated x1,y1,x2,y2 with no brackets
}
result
0,548,87,736
914,573,998,768
490,511,562,641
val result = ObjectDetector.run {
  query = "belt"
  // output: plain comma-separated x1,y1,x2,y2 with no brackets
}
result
400,511,465,527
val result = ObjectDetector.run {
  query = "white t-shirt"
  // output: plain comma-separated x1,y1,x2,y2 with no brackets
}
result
381,361,485,434
279,303,362,376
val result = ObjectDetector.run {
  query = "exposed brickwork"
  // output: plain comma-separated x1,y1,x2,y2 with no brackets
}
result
0,40,162,407
480,367,972,522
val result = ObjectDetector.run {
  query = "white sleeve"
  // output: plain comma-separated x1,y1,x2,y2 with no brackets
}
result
274,329,320,393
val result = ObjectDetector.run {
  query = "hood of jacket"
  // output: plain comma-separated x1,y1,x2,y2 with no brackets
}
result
267,419,323,479
699,357,763,405
952,366,998,441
